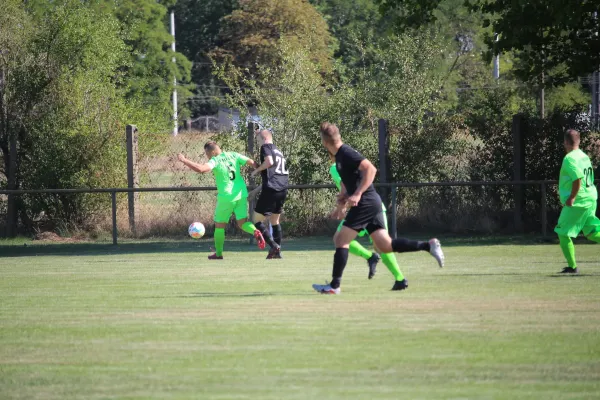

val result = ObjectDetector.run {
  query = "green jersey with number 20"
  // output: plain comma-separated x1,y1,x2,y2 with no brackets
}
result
559,149,597,207
208,152,250,201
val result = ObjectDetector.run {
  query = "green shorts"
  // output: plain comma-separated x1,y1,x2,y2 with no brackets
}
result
214,197,248,223
337,209,388,241
554,204,600,238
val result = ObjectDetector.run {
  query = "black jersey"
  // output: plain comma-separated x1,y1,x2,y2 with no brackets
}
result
260,143,289,191
335,144,380,206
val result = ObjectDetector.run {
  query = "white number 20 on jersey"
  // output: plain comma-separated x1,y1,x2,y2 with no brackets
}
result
274,156,289,175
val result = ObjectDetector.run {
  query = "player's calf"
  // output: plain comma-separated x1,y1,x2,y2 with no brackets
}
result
254,221,279,250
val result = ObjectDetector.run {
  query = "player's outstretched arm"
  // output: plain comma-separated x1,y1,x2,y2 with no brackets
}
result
245,158,259,169
177,154,211,173
251,155,273,177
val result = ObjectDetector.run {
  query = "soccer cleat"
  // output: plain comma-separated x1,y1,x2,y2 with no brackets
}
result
207,253,223,260
266,246,282,259
559,267,578,274
367,253,380,279
391,279,408,291
312,283,341,295
253,230,266,250
429,238,444,267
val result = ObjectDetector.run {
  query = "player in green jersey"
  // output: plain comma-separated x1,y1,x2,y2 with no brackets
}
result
178,141,266,259
329,156,380,279
554,129,600,273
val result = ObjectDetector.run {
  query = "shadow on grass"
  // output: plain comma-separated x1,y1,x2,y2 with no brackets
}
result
0,237,333,258
147,292,309,299
0,234,577,258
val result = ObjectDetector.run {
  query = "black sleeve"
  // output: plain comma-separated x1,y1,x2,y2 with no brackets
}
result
261,145,273,161
342,147,365,171
259,145,267,163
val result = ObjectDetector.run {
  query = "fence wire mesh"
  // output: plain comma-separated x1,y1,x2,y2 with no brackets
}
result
0,181,575,242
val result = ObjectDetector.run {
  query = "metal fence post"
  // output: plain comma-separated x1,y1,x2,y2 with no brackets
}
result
512,114,525,232
111,191,118,245
378,119,390,208
541,183,547,238
5,129,18,237
390,186,397,239
126,125,139,236
247,122,256,244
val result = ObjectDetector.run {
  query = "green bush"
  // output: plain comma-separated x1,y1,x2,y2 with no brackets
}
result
0,0,170,234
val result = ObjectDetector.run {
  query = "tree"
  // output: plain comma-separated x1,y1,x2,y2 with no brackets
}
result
173,0,238,114
375,0,600,85
103,0,193,120
474,0,600,86
28,0,194,122
1,0,165,234
309,0,391,74
210,0,334,78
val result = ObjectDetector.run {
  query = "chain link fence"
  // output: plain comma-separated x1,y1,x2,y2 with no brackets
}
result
1,126,592,241
0,181,577,243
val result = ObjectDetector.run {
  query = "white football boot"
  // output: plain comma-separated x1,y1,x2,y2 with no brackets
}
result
429,238,445,268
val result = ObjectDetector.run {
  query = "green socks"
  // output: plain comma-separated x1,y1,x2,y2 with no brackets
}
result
558,232,600,269
349,240,372,260
558,235,576,269
214,228,225,257
381,252,405,281
241,221,257,235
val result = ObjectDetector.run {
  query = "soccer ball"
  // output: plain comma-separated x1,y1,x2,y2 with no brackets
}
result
188,222,205,239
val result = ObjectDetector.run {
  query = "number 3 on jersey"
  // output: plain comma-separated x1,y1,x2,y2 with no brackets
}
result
274,156,289,175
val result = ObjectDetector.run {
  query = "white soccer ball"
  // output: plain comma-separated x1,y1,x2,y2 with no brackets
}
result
188,222,205,239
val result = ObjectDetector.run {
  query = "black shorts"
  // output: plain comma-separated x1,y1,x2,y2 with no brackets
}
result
343,202,387,234
255,188,287,216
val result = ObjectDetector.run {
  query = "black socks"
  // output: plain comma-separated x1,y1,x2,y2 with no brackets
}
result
272,224,282,246
391,238,430,253
254,221,278,249
331,248,349,289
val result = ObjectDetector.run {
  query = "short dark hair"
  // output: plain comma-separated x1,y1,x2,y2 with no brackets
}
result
564,129,581,146
319,122,341,144
204,141,219,152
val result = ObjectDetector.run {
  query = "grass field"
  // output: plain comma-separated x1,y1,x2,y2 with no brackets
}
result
1,237,600,399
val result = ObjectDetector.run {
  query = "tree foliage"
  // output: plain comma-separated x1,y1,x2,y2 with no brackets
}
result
0,0,166,231
218,31,463,184
309,0,391,74
173,0,238,114
103,0,193,119
374,0,600,85
473,0,600,86
210,0,334,78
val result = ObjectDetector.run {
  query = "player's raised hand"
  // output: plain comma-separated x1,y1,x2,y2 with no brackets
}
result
346,193,362,207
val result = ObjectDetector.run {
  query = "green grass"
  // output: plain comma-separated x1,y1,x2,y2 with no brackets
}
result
1,238,600,399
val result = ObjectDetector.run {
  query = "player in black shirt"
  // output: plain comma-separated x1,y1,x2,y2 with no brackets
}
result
312,122,445,294
250,129,289,258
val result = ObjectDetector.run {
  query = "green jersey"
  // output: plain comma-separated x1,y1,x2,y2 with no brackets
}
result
330,163,342,190
208,151,250,201
329,163,386,212
559,149,597,207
